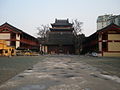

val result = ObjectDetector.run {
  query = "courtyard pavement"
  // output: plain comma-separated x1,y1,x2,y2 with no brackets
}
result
0,55,120,90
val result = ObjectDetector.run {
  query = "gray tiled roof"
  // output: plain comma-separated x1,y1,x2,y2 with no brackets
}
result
0,22,22,33
0,22,37,39
51,19,73,26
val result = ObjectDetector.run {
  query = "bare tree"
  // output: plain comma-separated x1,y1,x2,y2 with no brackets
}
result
72,19,83,35
37,24,49,38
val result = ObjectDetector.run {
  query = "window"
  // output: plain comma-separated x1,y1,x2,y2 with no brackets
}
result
102,34,108,40
5,50,8,53
0,50,3,54
11,49,14,53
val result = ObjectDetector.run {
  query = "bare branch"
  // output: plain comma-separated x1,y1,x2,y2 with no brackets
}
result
72,19,83,35
37,24,49,38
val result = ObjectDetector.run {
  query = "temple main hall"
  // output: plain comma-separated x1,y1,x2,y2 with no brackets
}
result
42,19,75,54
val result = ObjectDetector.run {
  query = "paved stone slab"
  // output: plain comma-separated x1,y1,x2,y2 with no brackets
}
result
0,55,120,90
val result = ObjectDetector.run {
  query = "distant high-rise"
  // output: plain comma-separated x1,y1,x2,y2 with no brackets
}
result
97,14,120,30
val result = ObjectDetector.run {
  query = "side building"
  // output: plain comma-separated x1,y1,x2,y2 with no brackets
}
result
0,22,39,51
42,19,75,54
82,23,120,57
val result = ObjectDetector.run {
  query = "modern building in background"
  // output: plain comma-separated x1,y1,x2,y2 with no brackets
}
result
42,19,75,54
0,23,39,51
97,14,120,30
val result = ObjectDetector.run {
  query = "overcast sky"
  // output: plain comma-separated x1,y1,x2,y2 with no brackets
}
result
0,0,120,37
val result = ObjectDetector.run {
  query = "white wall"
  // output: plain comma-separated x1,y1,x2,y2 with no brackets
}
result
16,34,20,48
97,22,107,30
0,33,10,39
0,33,10,46
16,34,20,40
